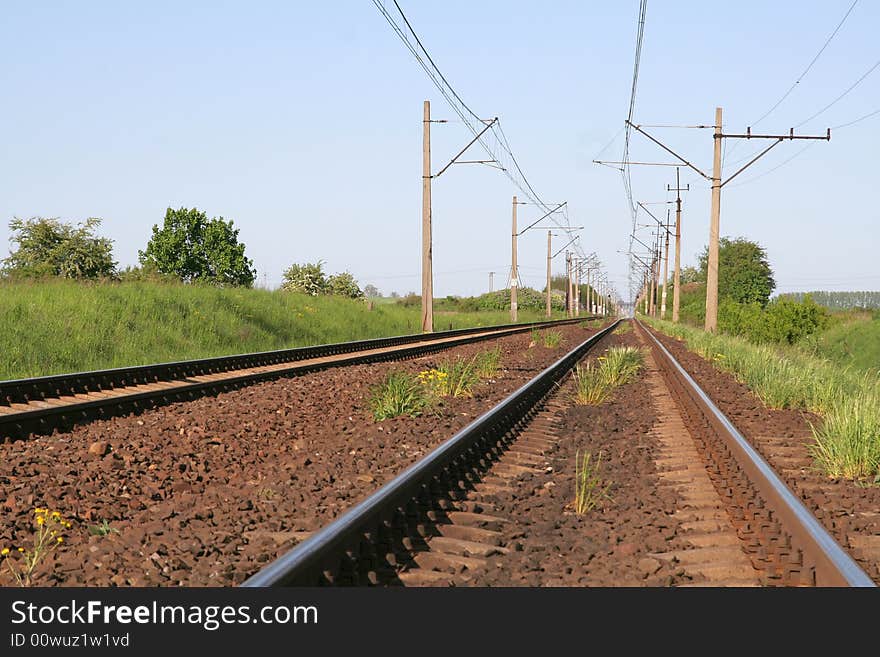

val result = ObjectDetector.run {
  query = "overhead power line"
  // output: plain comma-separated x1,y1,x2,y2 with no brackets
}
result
751,0,860,127
795,57,880,128
372,0,587,261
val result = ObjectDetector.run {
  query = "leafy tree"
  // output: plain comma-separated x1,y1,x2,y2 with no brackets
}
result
2,217,116,279
327,271,363,298
363,284,380,298
679,265,703,285
139,207,255,287
281,261,328,295
699,236,775,307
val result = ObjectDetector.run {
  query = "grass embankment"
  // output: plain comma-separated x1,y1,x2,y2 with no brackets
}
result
0,280,562,380
646,318,880,481
809,311,880,374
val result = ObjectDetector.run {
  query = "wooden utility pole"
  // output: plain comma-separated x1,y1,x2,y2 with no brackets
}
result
705,107,723,332
510,195,518,323
421,100,433,333
626,110,829,332
660,209,670,319
545,231,552,318
669,167,688,323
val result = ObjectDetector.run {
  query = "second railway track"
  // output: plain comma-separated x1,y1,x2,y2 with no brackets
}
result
0,317,589,443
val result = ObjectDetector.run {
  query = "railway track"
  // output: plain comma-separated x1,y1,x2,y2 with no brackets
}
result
0,317,589,443
243,318,875,587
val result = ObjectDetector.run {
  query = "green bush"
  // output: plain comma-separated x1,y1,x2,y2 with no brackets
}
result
718,296,829,345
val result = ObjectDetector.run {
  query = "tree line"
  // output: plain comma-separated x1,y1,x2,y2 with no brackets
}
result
780,291,880,310
1,210,366,298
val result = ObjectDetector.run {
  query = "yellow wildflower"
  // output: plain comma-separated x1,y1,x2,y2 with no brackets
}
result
56,537,64,544
1,548,8,556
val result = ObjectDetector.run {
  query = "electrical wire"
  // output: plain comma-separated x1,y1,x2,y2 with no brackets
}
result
794,56,880,128
372,1,593,268
753,0,859,127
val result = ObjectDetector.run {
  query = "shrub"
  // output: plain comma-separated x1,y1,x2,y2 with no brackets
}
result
281,261,329,296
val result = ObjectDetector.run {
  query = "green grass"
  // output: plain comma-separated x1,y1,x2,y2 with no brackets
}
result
368,371,432,421
571,362,610,405
646,317,880,481
809,312,880,374
541,330,563,348
473,347,502,379
435,356,481,398
573,450,612,515
572,346,645,405
0,280,553,380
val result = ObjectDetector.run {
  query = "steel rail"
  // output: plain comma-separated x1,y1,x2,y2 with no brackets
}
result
637,320,874,587
243,319,621,586
0,317,596,442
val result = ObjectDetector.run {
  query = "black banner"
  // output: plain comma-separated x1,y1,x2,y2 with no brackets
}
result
0,587,871,654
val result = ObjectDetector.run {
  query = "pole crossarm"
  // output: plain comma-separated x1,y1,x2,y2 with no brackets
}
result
718,128,830,188
432,117,499,179
516,202,568,236
593,160,683,167
552,235,579,259
625,120,711,179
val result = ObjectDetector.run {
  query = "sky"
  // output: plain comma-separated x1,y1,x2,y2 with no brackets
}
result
2,1,878,301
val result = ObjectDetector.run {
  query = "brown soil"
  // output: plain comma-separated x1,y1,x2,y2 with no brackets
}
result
0,323,600,587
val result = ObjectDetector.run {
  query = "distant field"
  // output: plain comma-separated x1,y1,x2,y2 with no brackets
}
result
811,311,880,373
0,280,567,379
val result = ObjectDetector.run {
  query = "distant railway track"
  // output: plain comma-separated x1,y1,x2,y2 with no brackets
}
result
243,318,875,587
0,317,592,443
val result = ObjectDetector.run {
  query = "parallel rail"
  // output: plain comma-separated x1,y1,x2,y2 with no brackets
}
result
242,319,621,586
636,319,874,587
0,316,594,442
243,317,875,587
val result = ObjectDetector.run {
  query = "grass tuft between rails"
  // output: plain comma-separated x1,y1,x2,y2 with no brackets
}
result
573,450,612,515
645,317,880,481
572,346,645,405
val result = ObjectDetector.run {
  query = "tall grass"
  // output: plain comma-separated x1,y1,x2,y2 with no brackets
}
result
435,356,481,398
368,372,431,421
572,346,645,405
646,317,880,480
473,347,502,379
0,280,549,379
573,450,612,514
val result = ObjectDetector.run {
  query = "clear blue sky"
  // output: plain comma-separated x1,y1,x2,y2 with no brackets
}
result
2,1,878,300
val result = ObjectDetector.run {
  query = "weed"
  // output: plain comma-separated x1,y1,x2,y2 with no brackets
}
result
600,346,644,386
530,327,541,347
473,347,502,379
572,363,610,405
436,356,481,398
542,330,563,348
573,450,612,514
88,519,119,537
2,508,71,586
613,322,632,335
572,347,644,405
369,371,431,420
